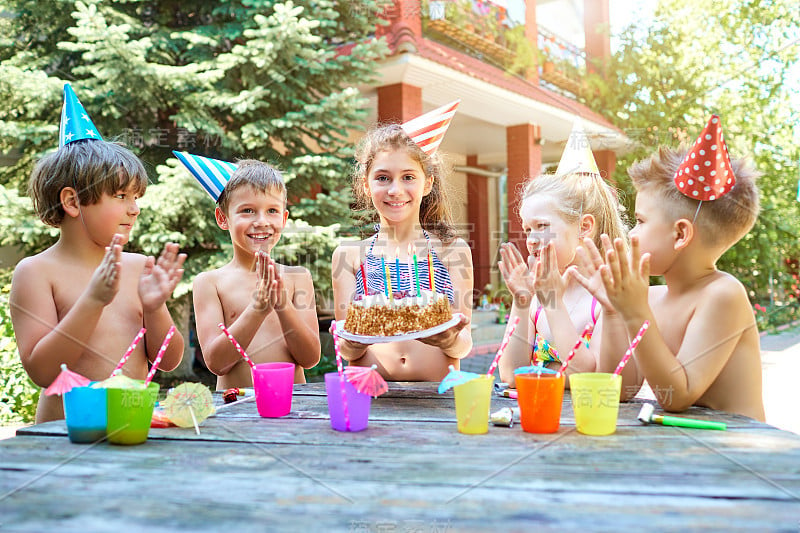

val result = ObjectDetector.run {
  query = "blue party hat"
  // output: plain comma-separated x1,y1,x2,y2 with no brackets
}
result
59,83,103,148
173,151,238,201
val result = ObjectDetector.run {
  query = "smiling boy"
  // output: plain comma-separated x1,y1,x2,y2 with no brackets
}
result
187,159,320,388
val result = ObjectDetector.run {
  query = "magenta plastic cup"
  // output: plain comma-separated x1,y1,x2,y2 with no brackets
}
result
63,384,107,443
324,372,371,432
252,362,295,417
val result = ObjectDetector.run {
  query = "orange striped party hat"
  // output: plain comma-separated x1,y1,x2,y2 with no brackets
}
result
401,100,459,155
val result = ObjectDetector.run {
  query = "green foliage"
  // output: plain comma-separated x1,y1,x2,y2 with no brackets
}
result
0,0,389,391
269,220,341,312
584,0,800,328
0,0,389,305
0,282,39,424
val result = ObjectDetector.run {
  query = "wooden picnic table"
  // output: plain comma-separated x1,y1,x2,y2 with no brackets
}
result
1,382,798,531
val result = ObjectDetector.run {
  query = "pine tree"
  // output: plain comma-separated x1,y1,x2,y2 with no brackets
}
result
0,0,389,304
0,0,389,382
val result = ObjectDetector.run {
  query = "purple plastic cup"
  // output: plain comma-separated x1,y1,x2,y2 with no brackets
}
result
324,372,371,432
252,362,295,417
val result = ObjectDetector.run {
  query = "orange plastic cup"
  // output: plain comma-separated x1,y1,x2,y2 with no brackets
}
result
516,372,565,433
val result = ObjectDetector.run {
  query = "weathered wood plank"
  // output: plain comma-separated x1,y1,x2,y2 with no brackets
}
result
0,436,798,532
4,383,797,532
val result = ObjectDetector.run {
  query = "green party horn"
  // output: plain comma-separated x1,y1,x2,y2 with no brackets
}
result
637,403,726,431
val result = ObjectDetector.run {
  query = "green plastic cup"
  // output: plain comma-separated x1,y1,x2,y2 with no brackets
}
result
106,381,159,445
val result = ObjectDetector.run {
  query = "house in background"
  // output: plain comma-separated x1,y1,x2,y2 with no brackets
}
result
357,0,628,299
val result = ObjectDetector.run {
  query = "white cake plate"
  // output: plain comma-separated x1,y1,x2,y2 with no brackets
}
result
335,315,461,345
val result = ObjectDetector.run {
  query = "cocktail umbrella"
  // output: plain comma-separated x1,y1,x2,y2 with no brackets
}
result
344,364,388,398
162,382,216,435
43,364,90,396
438,365,481,394
514,365,557,376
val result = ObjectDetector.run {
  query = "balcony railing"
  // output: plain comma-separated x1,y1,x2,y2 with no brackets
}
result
537,26,587,97
420,0,588,98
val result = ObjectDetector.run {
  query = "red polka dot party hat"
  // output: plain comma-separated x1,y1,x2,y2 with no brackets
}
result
674,115,735,201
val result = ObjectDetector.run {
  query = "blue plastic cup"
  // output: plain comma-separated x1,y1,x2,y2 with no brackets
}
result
63,385,107,443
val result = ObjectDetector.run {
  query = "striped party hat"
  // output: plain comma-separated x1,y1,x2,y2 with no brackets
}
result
59,83,103,148
173,151,238,202
556,118,600,178
401,100,459,155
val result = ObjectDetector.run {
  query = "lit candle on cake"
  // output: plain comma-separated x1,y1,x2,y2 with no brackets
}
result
427,245,435,293
395,247,401,294
412,244,421,297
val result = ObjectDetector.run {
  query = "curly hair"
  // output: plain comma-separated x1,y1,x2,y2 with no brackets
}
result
352,123,456,244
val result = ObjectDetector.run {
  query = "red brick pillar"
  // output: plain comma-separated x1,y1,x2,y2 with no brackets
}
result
584,0,611,77
377,83,422,123
506,124,541,253
594,149,617,185
466,155,491,298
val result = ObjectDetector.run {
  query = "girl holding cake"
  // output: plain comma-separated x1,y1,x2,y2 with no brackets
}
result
331,101,473,381
497,121,630,388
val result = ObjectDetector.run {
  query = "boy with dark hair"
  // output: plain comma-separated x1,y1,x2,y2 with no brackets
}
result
11,84,185,423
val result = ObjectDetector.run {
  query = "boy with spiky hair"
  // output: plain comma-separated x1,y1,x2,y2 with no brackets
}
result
572,116,765,420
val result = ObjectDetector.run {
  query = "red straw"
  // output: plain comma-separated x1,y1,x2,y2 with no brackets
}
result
218,323,257,370
111,327,146,377
613,320,650,376
486,316,520,376
330,321,351,431
359,260,368,295
557,323,595,374
144,326,176,385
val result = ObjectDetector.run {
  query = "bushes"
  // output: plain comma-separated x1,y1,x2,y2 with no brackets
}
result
0,283,39,424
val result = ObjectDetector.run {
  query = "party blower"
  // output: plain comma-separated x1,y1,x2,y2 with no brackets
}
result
637,403,726,431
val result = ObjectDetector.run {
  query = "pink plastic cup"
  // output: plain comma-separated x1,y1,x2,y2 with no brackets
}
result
252,362,295,417
325,372,371,432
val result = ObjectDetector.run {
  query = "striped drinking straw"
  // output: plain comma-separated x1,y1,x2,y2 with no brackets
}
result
613,321,650,376
486,316,520,376
218,323,257,370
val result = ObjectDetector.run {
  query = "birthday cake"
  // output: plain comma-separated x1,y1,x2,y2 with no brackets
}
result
344,290,452,337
